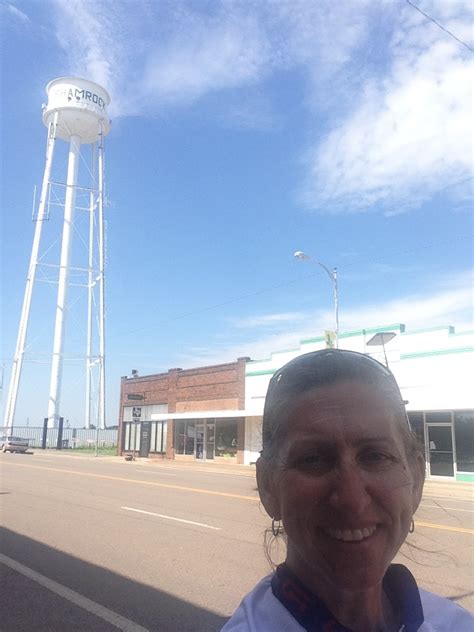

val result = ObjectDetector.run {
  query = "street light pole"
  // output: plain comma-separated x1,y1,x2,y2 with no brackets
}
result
294,251,339,348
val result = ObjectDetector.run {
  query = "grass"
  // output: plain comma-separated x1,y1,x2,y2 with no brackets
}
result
46,446,118,457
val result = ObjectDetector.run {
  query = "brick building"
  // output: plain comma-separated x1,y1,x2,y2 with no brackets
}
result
118,358,248,463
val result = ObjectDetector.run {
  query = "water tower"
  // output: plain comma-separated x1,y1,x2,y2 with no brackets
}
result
4,78,111,429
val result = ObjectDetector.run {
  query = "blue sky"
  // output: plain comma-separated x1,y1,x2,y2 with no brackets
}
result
1,0,473,427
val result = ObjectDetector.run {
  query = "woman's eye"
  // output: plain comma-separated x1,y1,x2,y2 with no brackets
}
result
360,451,395,467
297,453,331,469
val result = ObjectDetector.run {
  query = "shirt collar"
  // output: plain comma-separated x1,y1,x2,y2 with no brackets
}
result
271,563,424,632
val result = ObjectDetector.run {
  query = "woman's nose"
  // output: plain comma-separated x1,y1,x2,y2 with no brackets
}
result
328,464,372,515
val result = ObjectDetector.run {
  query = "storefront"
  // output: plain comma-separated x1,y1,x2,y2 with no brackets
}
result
408,410,474,480
149,411,245,462
118,358,248,463
244,323,474,481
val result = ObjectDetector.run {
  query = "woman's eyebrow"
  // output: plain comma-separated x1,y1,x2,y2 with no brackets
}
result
287,436,397,451
353,436,397,446
287,439,333,452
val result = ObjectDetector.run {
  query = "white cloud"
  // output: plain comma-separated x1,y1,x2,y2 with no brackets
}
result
175,270,473,366
139,10,270,107
2,2,31,23
47,1,473,212
229,311,307,329
302,1,473,213
47,1,372,117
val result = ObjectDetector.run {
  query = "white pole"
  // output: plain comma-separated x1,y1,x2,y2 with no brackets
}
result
98,125,106,430
47,134,81,428
84,189,95,429
4,114,58,429
333,267,339,348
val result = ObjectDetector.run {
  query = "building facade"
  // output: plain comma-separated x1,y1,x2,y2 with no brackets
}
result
118,358,248,463
244,323,474,481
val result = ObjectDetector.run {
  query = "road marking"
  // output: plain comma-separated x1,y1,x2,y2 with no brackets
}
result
0,553,149,632
421,502,474,513
1,462,259,502
122,506,221,530
137,470,177,477
415,520,474,535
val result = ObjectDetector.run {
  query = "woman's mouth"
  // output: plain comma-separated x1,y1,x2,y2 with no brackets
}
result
322,525,377,542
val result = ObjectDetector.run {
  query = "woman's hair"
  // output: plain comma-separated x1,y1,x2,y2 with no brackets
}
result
260,349,423,468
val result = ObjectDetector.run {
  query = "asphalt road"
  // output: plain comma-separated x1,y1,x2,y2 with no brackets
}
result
1,451,473,631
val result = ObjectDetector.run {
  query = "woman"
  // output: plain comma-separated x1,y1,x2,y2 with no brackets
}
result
222,349,472,631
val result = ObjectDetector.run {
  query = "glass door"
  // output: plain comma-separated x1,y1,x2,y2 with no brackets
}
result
195,423,204,460
427,424,455,477
206,422,215,460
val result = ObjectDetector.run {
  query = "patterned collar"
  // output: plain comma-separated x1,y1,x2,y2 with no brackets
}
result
271,563,424,632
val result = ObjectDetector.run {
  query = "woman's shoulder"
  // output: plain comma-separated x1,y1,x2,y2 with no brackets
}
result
419,589,473,631
220,574,305,632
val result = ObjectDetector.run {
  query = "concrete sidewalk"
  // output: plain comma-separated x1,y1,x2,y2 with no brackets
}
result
30,451,474,494
423,478,474,501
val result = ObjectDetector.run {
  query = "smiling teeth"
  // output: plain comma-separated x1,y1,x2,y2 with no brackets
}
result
323,526,377,541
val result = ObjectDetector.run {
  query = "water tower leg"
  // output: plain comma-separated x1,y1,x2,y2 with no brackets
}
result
98,127,106,430
4,115,58,429
47,135,81,428
84,190,94,430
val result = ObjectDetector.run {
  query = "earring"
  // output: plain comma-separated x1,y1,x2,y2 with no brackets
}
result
409,519,415,533
272,517,282,536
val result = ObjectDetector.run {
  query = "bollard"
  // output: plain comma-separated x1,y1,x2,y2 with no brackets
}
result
56,417,64,450
41,418,48,450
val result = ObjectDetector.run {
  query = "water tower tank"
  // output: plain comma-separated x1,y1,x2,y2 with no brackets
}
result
42,77,111,144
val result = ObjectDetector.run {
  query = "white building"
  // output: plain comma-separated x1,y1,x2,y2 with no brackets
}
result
244,323,474,482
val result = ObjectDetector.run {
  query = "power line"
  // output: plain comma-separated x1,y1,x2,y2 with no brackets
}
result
110,233,473,338
405,0,474,52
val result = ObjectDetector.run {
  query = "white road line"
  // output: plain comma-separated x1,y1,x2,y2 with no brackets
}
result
121,506,221,530
0,553,149,632
420,502,474,513
136,471,177,477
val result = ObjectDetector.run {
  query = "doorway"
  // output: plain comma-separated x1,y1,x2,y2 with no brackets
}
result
195,421,215,460
427,423,455,477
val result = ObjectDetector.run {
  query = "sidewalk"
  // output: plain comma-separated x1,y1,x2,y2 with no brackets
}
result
28,449,257,477
29,450,474,491
423,478,474,500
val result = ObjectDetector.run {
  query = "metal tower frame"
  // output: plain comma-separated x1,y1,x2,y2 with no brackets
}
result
4,87,108,431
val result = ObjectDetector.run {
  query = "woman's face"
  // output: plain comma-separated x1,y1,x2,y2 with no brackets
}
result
258,380,424,592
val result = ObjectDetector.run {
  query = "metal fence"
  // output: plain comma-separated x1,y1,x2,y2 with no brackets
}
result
0,426,118,449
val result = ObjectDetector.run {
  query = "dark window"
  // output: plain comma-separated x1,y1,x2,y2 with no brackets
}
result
426,411,451,423
174,420,195,455
407,412,424,446
454,410,474,472
215,419,238,457
185,421,195,455
175,421,185,455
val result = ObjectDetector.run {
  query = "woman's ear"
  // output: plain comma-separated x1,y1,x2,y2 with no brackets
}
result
256,457,280,520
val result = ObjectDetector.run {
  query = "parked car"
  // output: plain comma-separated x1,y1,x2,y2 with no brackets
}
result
0,435,29,453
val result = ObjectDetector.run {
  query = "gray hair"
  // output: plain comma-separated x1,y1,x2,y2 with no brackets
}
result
260,349,420,464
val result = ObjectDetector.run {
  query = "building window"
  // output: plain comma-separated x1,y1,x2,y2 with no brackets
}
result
425,411,451,424
215,419,238,457
454,410,474,473
123,422,140,451
407,412,424,447
174,421,195,455
150,421,167,454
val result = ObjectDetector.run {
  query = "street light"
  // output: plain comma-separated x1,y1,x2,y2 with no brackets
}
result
366,331,396,368
294,251,339,348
